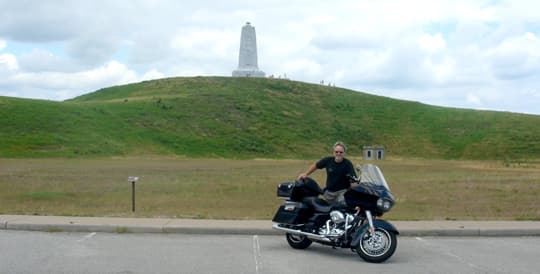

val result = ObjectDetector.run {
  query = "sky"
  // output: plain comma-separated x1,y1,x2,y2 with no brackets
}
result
1,0,540,115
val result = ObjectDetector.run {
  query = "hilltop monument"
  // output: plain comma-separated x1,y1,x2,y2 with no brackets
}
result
232,22,265,77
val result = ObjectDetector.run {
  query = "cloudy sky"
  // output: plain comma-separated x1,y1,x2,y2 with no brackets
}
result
1,0,539,115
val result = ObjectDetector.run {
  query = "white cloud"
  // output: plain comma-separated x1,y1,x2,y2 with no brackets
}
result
2,61,140,100
78,61,137,86
66,36,121,67
0,53,18,71
17,49,78,72
170,29,237,60
418,33,446,52
141,69,164,81
283,59,323,78
423,56,456,84
488,32,540,80
466,93,482,105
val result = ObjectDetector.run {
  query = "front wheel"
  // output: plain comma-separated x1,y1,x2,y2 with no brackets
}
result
356,227,397,263
286,233,312,249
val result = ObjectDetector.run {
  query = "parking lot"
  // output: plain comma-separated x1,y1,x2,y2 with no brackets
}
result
1,230,539,273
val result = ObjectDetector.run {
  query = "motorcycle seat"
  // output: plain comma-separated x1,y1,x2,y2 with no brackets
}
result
303,197,333,213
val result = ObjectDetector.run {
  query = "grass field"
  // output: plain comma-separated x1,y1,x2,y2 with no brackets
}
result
2,77,540,160
1,157,538,221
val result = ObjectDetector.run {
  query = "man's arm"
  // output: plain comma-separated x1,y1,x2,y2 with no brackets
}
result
297,162,317,180
347,160,359,186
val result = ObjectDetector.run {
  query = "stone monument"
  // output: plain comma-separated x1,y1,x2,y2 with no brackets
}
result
232,22,265,77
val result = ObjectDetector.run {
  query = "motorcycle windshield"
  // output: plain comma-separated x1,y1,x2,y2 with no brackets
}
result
358,164,390,190
349,164,394,202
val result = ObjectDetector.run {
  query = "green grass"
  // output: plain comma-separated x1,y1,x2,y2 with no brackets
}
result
20,191,74,201
1,76,540,159
1,157,539,220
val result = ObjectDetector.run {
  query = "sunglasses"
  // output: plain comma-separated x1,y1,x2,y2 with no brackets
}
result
334,151,344,154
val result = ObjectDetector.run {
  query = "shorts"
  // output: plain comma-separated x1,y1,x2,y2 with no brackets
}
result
323,189,347,205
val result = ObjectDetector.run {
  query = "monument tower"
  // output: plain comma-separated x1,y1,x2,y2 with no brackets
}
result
232,22,265,77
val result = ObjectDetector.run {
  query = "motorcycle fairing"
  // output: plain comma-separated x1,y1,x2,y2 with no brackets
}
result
345,164,395,212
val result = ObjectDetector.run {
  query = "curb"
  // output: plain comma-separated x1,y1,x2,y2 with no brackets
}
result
2,222,282,235
5,224,540,237
397,228,540,237
1,215,540,237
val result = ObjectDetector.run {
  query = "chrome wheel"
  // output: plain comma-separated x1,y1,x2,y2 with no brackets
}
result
357,228,397,263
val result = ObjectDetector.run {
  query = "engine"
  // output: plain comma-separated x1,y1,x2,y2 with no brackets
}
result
318,210,354,238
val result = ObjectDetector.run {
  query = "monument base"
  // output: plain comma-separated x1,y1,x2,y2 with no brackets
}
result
232,69,265,78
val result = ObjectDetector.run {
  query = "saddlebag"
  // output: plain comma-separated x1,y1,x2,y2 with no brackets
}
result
272,202,311,224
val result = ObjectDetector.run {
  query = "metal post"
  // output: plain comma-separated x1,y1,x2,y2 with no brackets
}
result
132,181,135,212
128,177,139,213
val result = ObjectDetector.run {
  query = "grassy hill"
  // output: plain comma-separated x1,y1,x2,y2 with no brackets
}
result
1,76,539,159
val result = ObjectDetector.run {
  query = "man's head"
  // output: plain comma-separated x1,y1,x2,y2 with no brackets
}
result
333,141,346,162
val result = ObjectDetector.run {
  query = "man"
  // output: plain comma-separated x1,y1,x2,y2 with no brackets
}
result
297,141,357,204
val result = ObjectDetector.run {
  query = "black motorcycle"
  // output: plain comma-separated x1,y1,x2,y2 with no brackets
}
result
272,164,398,263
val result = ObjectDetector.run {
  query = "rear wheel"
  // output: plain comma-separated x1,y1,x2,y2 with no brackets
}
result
286,233,312,249
356,227,397,263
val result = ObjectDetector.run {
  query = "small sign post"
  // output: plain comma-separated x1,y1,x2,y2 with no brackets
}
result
128,176,139,212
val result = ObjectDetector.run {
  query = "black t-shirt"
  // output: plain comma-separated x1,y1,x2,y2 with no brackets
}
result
316,157,356,192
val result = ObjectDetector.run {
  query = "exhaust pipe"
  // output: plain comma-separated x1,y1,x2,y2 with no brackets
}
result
272,224,332,243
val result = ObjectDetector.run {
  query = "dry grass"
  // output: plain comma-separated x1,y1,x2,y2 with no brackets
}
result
380,158,540,220
0,157,539,220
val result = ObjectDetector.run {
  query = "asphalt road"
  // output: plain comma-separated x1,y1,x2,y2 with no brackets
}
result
1,230,539,274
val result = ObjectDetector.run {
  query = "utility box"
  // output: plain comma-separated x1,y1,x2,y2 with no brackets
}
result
363,146,385,160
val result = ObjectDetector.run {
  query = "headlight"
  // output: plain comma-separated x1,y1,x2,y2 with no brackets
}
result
377,198,393,212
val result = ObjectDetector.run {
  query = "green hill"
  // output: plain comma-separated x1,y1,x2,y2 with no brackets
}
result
1,76,539,159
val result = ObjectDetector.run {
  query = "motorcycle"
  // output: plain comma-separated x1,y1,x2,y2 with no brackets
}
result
272,164,398,263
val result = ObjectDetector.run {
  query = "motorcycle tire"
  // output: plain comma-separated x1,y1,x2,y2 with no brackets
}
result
286,233,312,249
356,227,397,263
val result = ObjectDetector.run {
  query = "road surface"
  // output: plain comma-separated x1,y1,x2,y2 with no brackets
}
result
1,230,538,273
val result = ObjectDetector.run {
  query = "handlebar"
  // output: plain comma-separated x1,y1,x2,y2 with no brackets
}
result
347,174,361,183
